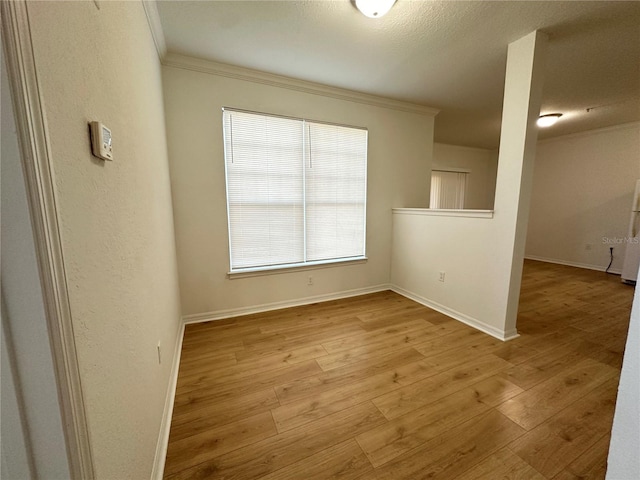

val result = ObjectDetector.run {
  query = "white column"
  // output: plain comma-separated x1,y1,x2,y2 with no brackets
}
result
493,30,547,335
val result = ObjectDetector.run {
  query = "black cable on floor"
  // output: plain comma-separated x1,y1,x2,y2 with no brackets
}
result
605,247,614,274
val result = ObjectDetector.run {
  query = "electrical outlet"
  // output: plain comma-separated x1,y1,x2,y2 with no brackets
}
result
308,275,313,286
157,342,162,365
439,271,445,282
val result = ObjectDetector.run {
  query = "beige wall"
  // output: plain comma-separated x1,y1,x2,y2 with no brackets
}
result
432,143,498,209
526,123,640,273
27,2,182,478
162,60,435,317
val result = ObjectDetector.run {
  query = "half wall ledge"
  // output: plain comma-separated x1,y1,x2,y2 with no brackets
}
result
392,208,494,219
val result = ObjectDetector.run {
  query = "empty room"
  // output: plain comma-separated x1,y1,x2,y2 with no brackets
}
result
1,1,639,479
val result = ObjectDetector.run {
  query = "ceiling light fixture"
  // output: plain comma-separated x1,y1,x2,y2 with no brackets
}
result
355,0,396,18
537,113,563,127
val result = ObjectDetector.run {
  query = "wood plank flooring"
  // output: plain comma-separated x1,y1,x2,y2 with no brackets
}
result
164,260,633,479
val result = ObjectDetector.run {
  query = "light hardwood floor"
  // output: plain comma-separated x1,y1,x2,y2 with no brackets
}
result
164,260,633,479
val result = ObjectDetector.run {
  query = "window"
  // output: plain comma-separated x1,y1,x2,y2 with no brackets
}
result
430,170,468,209
223,109,368,272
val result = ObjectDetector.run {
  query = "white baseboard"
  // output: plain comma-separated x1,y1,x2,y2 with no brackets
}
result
390,285,519,342
151,321,185,480
182,284,392,324
524,255,621,275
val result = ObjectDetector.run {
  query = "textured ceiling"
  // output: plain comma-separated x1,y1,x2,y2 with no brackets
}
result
157,0,640,149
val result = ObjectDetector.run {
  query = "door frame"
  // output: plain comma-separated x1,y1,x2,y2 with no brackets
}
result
1,1,94,478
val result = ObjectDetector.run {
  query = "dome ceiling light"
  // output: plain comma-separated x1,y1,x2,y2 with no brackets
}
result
355,0,396,18
537,113,563,127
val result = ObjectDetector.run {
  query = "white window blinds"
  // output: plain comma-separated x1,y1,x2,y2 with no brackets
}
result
430,170,468,209
223,109,367,271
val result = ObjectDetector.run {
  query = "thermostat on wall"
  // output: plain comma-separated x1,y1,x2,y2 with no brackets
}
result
89,121,113,161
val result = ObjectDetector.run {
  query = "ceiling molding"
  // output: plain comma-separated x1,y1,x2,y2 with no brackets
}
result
432,166,472,173
537,121,640,145
141,0,166,59
162,53,440,117
435,142,495,153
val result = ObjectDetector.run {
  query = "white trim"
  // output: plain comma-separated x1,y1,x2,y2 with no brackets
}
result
228,257,368,279
151,321,184,480
181,283,519,341
525,255,622,275
538,121,640,145
1,1,94,478
431,167,472,174
433,142,494,153
141,1,166,60
393,208,494,219
162,53,440,117
390,285,519,342
182,284,391,324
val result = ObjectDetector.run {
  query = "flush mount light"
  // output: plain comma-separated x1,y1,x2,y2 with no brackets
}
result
355,0,396,18
537,113,563,127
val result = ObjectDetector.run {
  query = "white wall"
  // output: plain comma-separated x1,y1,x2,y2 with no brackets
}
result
392,211,512,337
25,2,182,478
607,266,640,479
526,123,640,273
391,31,546,339
432,143,498,209
162,58,435,317
1,41,67,479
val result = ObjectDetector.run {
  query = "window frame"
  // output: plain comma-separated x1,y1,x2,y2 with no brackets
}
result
222,107,369,276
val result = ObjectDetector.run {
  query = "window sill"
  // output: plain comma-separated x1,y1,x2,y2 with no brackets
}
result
227,257,368,279
392,208,494,219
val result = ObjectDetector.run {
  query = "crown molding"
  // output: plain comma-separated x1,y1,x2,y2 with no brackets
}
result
162,53,440,117
538,121,640,145
141,0,166,60
434,142,495,153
